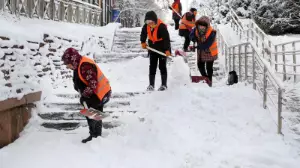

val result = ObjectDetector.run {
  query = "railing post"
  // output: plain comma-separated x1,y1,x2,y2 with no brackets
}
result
39,0,44,19
49,0,55,20
292,42,296,82
0,0,4,11
278,88,283,134
225,45,228,71
11,0,17,14
233,46,236,71
75,6,79,23
282,45,286,81
59,1,64,21
238,44,242,79
263,66,267,109
27,0,33,18
83,8,86,24
229,47,232,71
67,4,72,23
275,45,278,72
245,44,248,81
252,48,256,90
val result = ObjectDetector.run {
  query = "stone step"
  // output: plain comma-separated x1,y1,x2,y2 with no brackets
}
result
114,41,141,45
112,47,144,52
55,92,146,99
38,110,136,121
41,121,121,131
94,52,148,58
43,101,131,110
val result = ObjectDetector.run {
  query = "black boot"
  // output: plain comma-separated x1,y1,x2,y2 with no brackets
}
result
81,135,93,143
147,75,155,91
158,75,168,91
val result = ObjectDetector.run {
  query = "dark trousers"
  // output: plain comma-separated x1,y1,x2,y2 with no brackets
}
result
149,52,167,86
174,19,180,30
197,61,214,82
180,29,191,51
80,91,111,137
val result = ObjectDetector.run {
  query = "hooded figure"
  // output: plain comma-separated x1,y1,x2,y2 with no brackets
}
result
189,16,218,87
62,48,112,143
140,11,171,91
169,0,182,30
179,8,197,52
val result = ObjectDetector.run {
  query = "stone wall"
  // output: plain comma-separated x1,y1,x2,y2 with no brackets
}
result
0,91,41,148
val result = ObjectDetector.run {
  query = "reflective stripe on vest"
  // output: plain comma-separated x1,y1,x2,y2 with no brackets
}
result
195,26,218,57
147,19,164,43
78,56,111,100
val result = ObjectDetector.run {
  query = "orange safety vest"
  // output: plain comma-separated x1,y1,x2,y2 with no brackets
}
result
195,26,218,56
179,13,195,30
147,19,164,44
78,56,111,100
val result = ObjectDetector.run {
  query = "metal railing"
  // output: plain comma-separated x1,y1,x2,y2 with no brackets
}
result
0,0,114,26
229,7,300,83
218,30,284,134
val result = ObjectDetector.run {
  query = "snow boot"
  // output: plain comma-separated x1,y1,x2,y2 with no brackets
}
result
81,135,93,143
147,85,155,91
158,85,167,91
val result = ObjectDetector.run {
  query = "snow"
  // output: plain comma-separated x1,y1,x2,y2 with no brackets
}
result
0,12,120,100
1,56,300,168
1,5,300,168
0,12,119,45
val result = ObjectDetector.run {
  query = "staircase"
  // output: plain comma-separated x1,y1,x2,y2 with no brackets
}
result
94,29,148,63
38,92,146,131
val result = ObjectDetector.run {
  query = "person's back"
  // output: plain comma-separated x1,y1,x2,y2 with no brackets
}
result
179,8,197,52
169,0,182,29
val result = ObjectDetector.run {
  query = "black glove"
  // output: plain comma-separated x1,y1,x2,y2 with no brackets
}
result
80,96,89,107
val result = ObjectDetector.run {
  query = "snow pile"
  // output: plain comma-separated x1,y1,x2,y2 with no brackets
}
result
0,13,119,101
0,38,40,101
0,57,300,168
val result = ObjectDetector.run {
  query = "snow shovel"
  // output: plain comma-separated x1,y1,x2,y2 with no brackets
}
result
169,5,182,18
146,46,174,58
80,101,103,120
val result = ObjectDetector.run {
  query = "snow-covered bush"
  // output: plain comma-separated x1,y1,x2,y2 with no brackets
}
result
254,0,300,35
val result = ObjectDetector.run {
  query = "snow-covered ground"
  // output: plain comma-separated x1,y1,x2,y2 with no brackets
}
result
1,7,300,168
1,56,300,168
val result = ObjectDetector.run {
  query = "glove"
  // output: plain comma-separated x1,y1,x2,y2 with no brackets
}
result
165,51,171,57
141,43,147,49
80,96,88,107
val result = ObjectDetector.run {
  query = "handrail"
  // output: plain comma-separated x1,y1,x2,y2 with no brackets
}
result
1,0,106,26
218,27,284,134
274,40,300,47
229,7,244,30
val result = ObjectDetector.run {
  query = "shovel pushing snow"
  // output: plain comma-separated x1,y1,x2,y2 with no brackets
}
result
80,101,109,121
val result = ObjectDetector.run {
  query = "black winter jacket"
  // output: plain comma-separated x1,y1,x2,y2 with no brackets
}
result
140,23,171,53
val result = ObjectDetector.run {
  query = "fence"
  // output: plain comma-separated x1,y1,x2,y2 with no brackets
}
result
229,7,300,83
218,30,284,134
0,0,114,26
